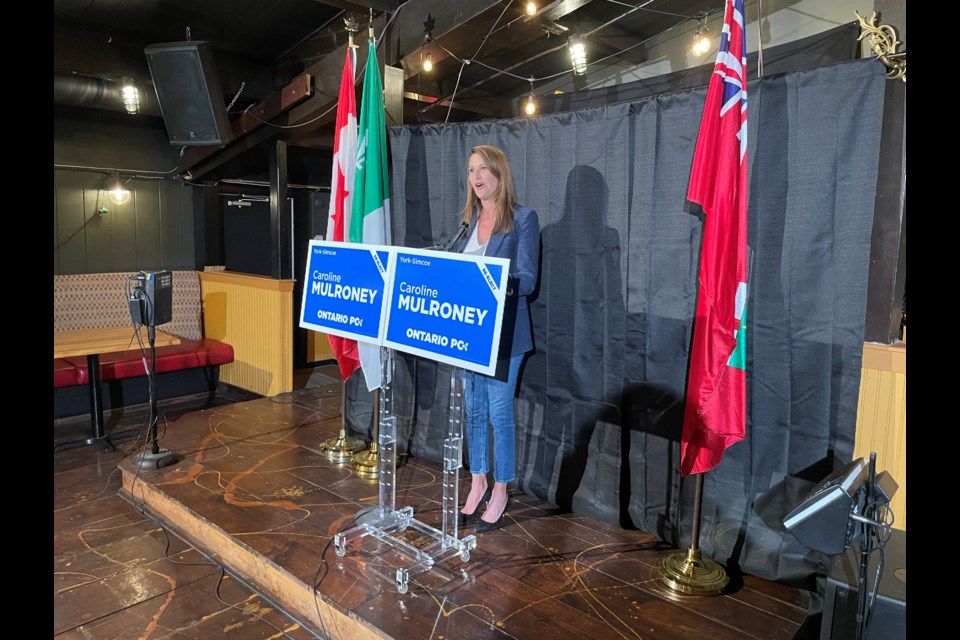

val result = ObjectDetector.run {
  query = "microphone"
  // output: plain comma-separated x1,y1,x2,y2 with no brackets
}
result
444,221,470,252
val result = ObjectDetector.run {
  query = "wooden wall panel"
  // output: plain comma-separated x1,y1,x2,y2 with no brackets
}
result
159,181,192,269
109,175,138,270
307,330,335,363
54,171,88,274
854,342,906,531
53,168,197,274
200,270,294,397
53,108,196,275
135,178,162,268
84,172,115,273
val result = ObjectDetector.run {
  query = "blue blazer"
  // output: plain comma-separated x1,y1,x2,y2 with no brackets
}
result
456,205,541,358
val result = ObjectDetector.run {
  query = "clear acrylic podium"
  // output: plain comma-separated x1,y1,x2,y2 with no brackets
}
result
333,348,476,593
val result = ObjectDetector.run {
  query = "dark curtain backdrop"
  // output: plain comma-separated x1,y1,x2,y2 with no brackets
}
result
346,58,887,584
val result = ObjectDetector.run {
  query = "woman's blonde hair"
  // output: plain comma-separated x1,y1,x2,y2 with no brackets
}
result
460,145,516,235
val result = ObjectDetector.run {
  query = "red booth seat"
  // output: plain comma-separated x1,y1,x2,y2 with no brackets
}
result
60,338,234,382
54,358,88,388
54,271,234,392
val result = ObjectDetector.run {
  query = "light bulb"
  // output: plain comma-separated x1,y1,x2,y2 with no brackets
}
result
423,51,433,72
698,34,711,54
525,94,536,115
106,173,132,206
526,2,537,16
120,78,140,114
692,23,711,56
568,36,587,76
109,186,131,206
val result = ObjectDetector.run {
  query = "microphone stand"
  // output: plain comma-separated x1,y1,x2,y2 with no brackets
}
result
132,323,179,469
444,221,470,253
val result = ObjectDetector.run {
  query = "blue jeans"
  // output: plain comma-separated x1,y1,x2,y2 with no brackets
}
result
462,354,524,484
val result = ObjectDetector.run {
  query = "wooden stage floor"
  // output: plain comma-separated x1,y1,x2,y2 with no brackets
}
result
55,368,815,639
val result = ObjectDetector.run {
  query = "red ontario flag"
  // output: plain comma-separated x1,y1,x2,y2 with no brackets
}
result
681,0,749,476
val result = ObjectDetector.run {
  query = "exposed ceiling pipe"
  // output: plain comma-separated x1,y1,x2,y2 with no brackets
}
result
53,72,162,117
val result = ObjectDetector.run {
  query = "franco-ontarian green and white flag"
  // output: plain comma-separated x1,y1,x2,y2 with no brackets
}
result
349,36,392,392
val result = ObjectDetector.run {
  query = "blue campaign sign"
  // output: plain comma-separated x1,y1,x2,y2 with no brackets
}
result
383,248,510,375
299,240,391,343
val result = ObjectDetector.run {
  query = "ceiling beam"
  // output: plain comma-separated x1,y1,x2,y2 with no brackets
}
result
182,75,313,180
310,0,401,13
534,0,597,23
562,16,649,66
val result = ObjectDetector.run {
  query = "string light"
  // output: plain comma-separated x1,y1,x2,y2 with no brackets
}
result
691,18,711,56
526,2,537,16
524,78,536,115
422,31,434,73
417,6,716,120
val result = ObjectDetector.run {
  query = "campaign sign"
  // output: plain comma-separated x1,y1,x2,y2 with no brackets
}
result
383,248,509,375
299,240,391,343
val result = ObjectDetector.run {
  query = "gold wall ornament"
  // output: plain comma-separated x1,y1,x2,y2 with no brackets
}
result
855,11,906,82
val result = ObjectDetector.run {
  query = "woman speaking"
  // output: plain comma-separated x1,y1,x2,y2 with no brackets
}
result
453,145,541,532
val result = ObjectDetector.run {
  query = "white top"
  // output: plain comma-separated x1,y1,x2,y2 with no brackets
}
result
462,223,487,256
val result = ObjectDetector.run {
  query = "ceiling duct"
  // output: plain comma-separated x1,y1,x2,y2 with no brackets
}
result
54,72,162,117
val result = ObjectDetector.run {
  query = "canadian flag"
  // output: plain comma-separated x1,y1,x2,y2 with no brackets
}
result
325,49,361,382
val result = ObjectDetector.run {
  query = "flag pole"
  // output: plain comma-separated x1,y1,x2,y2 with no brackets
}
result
320,375,368,461
660,0,746,598
319,13,367,463
657,473,729,595
352,12,382,478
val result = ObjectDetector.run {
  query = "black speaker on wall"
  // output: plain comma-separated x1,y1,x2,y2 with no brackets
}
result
144,41,232,146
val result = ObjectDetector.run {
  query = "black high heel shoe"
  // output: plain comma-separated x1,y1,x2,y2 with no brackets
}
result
458,486,493,527
475,496,511,532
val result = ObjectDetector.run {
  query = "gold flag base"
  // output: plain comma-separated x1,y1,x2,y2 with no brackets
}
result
320,432,368,462
657,548,729,596
352,444,379,477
